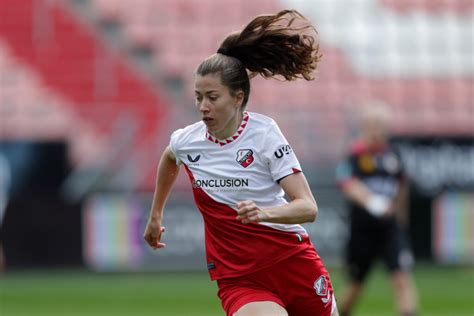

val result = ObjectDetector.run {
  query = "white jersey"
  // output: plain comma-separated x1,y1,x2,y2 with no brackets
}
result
170,111,312,280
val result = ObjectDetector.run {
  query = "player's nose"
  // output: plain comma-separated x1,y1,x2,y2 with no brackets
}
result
198,100,211,113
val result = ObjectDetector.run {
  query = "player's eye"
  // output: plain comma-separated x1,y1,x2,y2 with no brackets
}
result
208,95,218,102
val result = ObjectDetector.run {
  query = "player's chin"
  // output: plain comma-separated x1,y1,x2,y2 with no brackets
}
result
203,119,216,129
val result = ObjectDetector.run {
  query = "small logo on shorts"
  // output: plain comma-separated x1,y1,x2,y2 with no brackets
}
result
314,275,331,306
207,262,216,270
314,275,328,296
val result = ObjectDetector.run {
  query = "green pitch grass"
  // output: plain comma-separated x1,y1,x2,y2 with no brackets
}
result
1,264,472,316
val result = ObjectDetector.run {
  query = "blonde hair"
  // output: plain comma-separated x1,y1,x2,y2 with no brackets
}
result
359,100,392,125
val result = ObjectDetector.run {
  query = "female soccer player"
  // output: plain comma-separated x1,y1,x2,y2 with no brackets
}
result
144,10,338,316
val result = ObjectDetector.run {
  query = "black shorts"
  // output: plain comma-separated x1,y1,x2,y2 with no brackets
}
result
346,219,414,282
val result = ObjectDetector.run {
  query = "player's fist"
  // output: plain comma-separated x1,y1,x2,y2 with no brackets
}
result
143,219,166,250
365,194,391,218
236,200,268,224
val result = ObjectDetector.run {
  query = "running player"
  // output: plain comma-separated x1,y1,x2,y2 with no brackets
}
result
336,101,418,316
143,10,338,316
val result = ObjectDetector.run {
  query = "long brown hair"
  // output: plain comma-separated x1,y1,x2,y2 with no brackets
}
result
196,9,321,108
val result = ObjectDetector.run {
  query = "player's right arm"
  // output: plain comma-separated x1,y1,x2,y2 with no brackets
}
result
143,146,180,249
336,159,391,218
339,178,390,216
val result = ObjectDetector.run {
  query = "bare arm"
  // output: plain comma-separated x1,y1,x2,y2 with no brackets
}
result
341,178,392,217
391,179,409,226
236,172,317,224
340,178,375,209
143,146,180,249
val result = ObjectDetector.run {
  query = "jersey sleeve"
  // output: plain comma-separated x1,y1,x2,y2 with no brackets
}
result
261,120,302,182
169,128,184,165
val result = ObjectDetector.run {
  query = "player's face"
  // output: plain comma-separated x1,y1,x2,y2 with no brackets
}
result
194,73,244,139
362,117,389,144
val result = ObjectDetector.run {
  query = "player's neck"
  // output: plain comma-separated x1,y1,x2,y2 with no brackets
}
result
210,112,244,140
364,139,387,151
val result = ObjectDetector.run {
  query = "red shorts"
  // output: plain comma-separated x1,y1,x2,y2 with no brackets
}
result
217,246,336,316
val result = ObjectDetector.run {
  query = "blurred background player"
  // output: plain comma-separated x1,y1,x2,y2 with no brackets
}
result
336,101,418,316
144,10,339,316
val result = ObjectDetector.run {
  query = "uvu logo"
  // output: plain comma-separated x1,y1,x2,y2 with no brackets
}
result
274,145,293,159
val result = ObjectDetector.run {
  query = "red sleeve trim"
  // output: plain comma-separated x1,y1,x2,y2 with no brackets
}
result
292,168,302,174
276,168,302,183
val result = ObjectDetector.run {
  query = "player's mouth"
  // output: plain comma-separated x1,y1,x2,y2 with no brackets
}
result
202,117,214,125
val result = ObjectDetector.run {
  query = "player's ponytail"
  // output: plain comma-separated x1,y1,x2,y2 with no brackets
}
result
195,9,321,108
219,9,321,81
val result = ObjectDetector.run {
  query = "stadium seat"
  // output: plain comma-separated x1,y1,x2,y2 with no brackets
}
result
93,0,123,22
3,0,472,173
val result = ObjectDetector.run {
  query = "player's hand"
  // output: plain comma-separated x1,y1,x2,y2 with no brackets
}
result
365,194,391,218
236,200,268,224
143,219,166,250
383,202,397,218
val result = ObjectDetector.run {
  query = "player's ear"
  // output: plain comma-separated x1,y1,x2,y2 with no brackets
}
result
234,90,244,109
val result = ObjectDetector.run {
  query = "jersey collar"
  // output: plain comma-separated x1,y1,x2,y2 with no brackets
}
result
206,112,249,146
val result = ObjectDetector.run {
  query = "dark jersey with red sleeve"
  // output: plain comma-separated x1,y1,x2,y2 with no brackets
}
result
336,139,406,228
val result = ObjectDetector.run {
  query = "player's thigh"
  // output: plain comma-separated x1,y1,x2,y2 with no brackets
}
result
234,301,288,316
217,276,286,316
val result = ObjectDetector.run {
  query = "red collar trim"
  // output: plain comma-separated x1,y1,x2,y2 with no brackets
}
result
206,112,249,146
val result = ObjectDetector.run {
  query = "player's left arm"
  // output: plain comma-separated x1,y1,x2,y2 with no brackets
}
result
236,172,318,224
389,177,409,225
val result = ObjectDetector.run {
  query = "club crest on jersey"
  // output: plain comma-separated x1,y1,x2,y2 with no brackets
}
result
358,154,375,173
236,149,254,168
